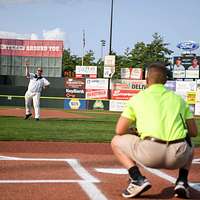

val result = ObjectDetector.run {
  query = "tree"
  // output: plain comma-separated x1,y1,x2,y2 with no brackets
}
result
82,50,96,66
129,33,173,69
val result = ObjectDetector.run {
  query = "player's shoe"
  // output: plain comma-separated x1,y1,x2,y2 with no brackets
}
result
174,180,190,199
122,176,151,198
24,113,32,120
35,118,39,121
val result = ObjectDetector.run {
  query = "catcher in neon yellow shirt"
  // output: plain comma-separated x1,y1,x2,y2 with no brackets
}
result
111,63,198,199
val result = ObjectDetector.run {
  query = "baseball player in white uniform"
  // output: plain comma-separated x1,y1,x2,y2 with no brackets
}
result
25,64,50,121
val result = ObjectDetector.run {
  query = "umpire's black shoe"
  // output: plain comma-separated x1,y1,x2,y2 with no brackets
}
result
122,176,151,198
174,180,190,199
24,113,32,120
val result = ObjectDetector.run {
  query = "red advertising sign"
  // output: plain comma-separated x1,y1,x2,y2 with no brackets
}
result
111,90,139,100
0,38,63,57
86,89,108,99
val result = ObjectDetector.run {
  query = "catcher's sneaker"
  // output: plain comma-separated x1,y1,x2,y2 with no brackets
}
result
122,177,151,198
24,113,32,120
174,180,190,199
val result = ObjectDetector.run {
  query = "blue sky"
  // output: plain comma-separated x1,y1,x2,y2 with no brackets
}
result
0,0,200,59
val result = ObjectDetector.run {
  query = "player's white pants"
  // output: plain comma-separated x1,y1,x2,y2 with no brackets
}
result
25,91,41,119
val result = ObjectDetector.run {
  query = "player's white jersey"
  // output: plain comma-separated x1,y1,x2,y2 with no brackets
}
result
27,73,50,93
187,65,199,70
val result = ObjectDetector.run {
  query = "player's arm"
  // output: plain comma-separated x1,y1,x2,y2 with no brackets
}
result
115,116,133,135
186,118,198,137
25,63,30,78
43,79,50,90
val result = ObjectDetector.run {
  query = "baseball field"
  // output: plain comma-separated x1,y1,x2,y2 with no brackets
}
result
0,106,200,200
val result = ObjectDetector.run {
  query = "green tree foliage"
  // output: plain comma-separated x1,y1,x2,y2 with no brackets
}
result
62,48,80,73
62,33,173,78
82,50,96,66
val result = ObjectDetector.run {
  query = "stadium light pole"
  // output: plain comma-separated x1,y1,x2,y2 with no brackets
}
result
107,0,114,99
109,0,114,55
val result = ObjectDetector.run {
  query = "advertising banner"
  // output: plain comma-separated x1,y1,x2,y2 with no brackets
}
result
111,79,146,90
109,100,127,112
86,78,108,89
176,81,196,100
0,38,63,57
86,89,108,99
195,102,200,115
121,68,143,80
104,55,115,67
165,81,176,91
111,90,138,100
87,100,109,110
64,78,85,98
104,66,115,78
64,99,86,110
111,79,146,100
173,70,185,79
185,70,199,78
186,92,196,104
75,66,97,78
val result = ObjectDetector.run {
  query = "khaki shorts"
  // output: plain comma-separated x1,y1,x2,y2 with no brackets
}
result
114,134,193,169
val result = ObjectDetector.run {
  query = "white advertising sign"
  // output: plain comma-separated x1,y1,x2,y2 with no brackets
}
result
173,70,185,78
109,100,127,112
195,102,200,115
76,66,97,75
185,70,199,78
104,55,115,67
86,78,108,89
121,68,143,80
175,81,196,100
104,66,115,78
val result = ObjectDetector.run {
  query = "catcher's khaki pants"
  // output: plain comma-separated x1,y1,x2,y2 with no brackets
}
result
113,134,193,169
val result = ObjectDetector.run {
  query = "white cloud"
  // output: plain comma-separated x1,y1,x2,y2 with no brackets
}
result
0,0,40,4
30,33,38,40
43,28,65,41
0,31,31,39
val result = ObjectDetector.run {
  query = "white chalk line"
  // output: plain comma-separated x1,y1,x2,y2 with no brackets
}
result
95,167,200,192
0,155,108,200
0,180,99,184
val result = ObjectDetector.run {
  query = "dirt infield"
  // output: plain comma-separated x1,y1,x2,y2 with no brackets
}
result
0,141,200,200
0,107,92,119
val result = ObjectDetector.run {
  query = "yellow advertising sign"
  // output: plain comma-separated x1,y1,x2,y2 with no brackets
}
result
186,91,196,104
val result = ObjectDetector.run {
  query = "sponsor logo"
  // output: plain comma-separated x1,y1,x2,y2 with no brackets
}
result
93,100,104,109
66,89,84,94
177,41,199,51
69,99,81,110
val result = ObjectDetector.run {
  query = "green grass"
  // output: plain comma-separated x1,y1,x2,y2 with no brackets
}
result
0,110,200,146
0,111,120,142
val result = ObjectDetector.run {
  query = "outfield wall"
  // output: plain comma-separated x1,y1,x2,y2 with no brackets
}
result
0,75,199,114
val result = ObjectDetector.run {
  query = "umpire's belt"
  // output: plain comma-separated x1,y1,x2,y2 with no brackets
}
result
144,136,185,145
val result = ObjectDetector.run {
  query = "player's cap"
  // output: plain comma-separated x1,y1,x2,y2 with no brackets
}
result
176,57,182,61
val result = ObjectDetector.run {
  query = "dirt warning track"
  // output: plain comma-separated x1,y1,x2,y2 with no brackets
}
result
0,141,200,200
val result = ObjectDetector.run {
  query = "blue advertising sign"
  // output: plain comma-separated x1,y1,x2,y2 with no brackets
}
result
177,41,199,51
64,99,86,110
